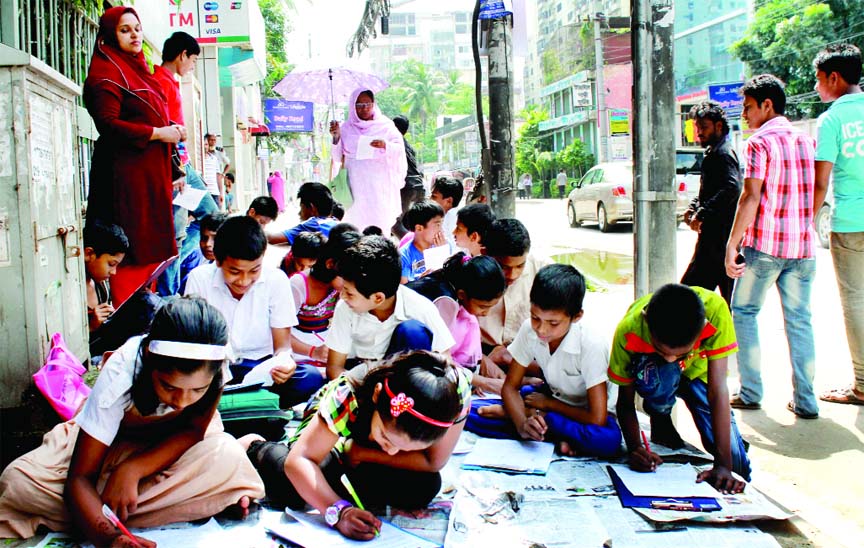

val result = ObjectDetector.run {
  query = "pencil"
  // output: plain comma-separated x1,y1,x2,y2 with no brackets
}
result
340,474,379,536
102,504,142,547
641,430,652,454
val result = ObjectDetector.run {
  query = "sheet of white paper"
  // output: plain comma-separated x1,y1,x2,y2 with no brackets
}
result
172,186,207,211
35,531,80,548
87,517,226,548
224,354,293,391
608,463,721,498
355,135,376,160
423,244,452,273
462,438,555,474
270,510,440,548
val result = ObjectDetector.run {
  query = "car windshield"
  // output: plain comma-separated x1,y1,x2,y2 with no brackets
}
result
676,152,702,174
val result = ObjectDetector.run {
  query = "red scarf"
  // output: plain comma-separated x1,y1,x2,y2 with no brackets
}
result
85,6,167,123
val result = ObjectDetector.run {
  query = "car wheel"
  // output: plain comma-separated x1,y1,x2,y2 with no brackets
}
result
568,203,581,227
598,203,611,233
814,204,831,249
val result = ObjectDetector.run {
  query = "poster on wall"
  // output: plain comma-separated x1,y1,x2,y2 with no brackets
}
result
708,82,744,117
609,109,630,136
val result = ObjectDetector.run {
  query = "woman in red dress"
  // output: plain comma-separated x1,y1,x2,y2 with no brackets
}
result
84,7,185,305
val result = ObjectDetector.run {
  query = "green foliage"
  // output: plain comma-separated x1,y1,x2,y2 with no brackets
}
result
555,140,595,178
514,106,551,180
731,0,864,118
258,0,298,153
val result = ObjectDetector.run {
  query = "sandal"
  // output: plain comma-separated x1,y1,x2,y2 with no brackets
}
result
786,401,818,419
730,395,761,410
819,386,864,406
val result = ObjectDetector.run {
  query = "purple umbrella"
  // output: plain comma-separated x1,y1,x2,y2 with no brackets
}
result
273,67,389,118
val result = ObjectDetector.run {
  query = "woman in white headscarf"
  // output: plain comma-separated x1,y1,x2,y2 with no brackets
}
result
329,88,407,233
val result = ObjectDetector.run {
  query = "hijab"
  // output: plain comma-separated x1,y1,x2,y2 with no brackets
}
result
269,171,284,184
339,88,402,157
85,7,167,120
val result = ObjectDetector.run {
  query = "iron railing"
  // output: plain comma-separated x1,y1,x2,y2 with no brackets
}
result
13,0,100,88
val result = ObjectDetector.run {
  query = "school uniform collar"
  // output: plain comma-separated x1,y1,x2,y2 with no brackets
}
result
552,322,583,355
211,263,265,297
624,320,718,355
392,285,411,322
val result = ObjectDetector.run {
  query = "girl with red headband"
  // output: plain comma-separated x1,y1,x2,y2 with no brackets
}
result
83,7,187,307
247,351,471,540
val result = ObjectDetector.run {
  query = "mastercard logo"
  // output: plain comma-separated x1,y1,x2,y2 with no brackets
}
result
205,14,219,23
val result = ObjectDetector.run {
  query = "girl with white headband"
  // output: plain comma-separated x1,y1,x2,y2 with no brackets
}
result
0,297,265,546
246,351,471,541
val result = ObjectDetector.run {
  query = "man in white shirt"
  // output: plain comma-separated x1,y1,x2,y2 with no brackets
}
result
185,216,325,406
203,133,231,209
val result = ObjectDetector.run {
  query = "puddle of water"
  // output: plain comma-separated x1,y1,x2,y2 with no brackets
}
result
552,250,634,286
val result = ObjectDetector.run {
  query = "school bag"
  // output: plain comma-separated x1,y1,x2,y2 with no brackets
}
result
218,388,293,441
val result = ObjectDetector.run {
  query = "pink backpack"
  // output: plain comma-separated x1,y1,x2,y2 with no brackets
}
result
33,333,90,420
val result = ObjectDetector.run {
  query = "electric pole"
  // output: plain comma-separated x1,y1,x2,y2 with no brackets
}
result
593,3,608,164
632,0,676,297
486,15,516,219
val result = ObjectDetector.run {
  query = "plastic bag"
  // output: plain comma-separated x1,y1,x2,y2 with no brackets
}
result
33,333,90,420
329,166,354,210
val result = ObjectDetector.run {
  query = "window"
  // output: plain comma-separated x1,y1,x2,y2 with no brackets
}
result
390,13,416,36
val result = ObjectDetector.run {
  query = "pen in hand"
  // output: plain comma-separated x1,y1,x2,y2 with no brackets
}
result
102,504,142,547
340,474,379,537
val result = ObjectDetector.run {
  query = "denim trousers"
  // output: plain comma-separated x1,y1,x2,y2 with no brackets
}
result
831,232,864,393
731,247,818,415
158,166,219,296
631,354,751,480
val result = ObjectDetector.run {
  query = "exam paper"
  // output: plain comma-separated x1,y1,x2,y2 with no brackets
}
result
224,354,294,391
269,509,440,548
355,135,376,160
462,438,555,474
172,186,207,211
607,463,721,498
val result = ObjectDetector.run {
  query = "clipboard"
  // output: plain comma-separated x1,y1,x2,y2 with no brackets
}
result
94,256,177,328
607,465,721,512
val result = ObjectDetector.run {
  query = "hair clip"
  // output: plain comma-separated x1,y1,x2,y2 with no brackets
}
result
384,378,455,428
390,392,414,417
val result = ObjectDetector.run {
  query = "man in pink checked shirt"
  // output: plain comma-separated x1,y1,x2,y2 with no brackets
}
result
724,74,820,420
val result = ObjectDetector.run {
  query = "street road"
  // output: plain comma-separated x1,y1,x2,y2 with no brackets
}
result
517,198,863,548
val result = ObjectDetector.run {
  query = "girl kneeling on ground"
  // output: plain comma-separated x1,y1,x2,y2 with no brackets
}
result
247,351,471,540
0,297,264,546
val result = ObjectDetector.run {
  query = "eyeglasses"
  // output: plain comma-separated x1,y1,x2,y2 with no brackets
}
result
355,102,374,108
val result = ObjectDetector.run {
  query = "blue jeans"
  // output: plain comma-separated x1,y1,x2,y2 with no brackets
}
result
158,166,219,296
466,385,623,458
231,358,326,409
632,354,751,480
731,247,818,415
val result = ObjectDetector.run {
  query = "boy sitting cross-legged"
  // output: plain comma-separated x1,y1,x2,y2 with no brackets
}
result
83,221,128,332
185,215,325,407
610,283,750,493
467,264,622,457
325,235,455,379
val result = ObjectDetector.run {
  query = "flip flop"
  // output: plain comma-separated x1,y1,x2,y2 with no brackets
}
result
819,386,864,406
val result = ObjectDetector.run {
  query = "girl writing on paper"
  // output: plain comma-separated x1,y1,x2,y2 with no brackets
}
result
246,351,471,540
0,298,265,546
329,88,407,234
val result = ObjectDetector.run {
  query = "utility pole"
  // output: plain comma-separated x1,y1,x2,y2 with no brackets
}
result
632,0,676,297
593,3,608,164
486,15,516,219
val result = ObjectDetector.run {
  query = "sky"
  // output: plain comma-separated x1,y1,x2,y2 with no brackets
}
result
285,0,372,70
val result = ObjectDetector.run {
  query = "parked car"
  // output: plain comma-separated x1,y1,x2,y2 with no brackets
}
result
676,146,704,204
566,162,690,232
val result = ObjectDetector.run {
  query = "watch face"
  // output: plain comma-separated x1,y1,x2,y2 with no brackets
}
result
325,504,341,526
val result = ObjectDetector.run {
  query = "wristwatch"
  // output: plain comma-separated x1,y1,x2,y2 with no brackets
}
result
325,499,352,527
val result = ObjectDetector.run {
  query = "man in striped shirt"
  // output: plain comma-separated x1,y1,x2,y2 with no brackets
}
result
725,74,819,419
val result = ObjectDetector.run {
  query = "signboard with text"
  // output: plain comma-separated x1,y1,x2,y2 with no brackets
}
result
264,99,314,133
708,82,744,116
609,109,630,136
138,0,251,47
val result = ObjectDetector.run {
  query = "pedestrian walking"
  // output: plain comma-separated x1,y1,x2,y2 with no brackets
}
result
725,75,819,419
523,173,533,199
556,169,568,199
813,44,864,406
680,101,742,306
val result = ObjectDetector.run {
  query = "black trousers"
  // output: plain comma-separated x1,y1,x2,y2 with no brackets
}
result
392,185,427,238
247,440,441,510
680,233,734,307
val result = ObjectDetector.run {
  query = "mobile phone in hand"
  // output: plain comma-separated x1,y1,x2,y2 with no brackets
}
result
735,253,745,265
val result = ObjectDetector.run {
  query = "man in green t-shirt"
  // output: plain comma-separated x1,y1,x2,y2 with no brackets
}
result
813,44,864,407
609,284,749,492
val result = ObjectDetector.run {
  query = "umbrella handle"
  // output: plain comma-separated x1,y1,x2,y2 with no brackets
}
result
329,68,338,145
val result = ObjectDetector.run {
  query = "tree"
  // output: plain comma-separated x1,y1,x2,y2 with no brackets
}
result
258,0,298,153
514,107,551,180
556,139,595,178
393,60,446,135
731,0,864,118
